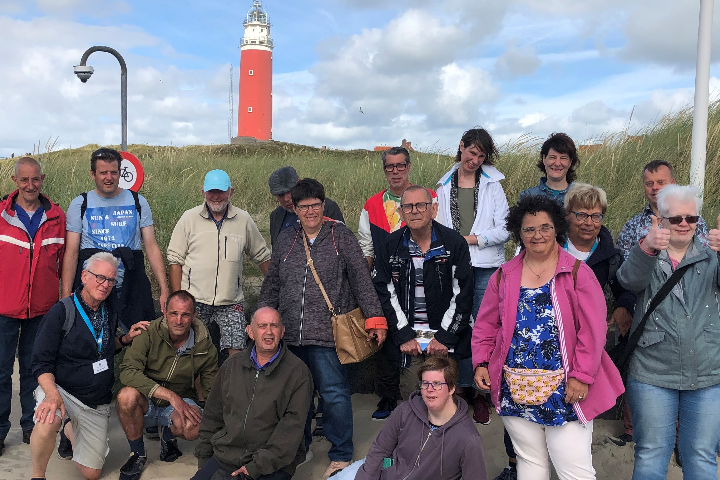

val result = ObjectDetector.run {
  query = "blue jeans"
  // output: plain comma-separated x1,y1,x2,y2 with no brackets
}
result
289,345,353,462
458,267,497,388
0,314,42,438
627,377,720,480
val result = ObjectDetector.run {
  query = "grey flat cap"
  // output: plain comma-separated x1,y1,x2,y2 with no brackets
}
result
268,166,299,195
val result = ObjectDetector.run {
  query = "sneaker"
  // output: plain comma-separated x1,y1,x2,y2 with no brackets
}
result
472,395,491,425
372,397,397,421
607,433,633,446
323,460,350,478
22,428,33,444
57,433,73,460
119,452,147,480
160,438,183,462
144,426,159,440
492,466,517,480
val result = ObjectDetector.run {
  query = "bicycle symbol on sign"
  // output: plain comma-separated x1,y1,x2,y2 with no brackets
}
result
120,166,134,183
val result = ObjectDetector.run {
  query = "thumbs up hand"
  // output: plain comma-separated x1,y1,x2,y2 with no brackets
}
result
708,214,720,252
644,215,671,252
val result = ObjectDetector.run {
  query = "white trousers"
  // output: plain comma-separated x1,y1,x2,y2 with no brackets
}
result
502,416,595,480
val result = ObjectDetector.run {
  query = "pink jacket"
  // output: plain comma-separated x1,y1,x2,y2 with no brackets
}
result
472,246,624,423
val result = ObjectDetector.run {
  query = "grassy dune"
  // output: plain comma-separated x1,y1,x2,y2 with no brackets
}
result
3,105,720,294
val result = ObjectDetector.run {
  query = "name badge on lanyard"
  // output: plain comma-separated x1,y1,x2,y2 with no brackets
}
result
72,294,108,374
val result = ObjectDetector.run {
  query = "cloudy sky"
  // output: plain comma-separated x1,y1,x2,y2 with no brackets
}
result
1,0,719,157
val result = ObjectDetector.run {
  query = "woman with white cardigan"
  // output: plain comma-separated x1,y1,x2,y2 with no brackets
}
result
436,127,510,425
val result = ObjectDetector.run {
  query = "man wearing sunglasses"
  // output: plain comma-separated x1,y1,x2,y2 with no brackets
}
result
374,186,473,402
359,147,437,421
616,159,709,260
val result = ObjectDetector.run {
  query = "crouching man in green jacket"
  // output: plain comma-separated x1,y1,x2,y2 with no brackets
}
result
117,290,219,480
192,307,314,480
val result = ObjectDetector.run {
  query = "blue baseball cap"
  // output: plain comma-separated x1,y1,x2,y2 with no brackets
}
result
203,169,232,191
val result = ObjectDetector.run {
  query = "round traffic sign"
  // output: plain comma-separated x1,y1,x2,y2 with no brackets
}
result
119,151,145,192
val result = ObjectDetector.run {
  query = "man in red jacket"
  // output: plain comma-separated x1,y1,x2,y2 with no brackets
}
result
0,157,65,456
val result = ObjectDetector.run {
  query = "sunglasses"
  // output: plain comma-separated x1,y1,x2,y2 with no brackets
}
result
662,215,699,225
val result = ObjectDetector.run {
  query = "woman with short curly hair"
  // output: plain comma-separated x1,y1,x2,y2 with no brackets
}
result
472,195,623,480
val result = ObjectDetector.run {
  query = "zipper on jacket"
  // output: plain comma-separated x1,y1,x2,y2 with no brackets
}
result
187,268,192,290
299,263,309,345
225,236,228,260
26,231,34,318
402,429,433,480
212,229,221,306
436,264,443,292
242,370,260,447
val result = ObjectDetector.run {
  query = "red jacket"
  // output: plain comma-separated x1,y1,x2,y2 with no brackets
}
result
0,191,65,319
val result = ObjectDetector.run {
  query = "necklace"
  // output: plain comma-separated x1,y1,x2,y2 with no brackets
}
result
524,252,558,279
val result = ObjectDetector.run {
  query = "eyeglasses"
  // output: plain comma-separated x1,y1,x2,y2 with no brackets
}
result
400,202,430,214
296,202,323,213
570,211,605,223
520,224,555,237
663,215,699,225
418,381,447,391
384,162,408,173
86,270,117,287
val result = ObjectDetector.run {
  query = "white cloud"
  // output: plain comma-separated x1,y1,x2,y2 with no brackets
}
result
495,42,541,79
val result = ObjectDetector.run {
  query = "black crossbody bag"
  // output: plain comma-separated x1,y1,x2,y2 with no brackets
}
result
609,263,692,379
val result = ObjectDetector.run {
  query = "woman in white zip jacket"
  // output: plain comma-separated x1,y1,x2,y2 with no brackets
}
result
436,128,510,420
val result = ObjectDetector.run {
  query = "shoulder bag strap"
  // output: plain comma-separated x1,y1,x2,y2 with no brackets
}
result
619,262,692,364
302,233,336,316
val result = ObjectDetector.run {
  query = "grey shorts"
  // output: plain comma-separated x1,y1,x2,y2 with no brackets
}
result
196,302,247,350
144,397,200,428
34,385,111,470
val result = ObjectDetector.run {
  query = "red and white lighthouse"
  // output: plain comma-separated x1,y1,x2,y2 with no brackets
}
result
237,0,273,140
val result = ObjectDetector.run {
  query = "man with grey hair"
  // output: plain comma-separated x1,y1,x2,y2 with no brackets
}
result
193,307,313,480
0,157,65,455
30,252,149,480
268,166,344,247
168,169,271,362
358,147,436,420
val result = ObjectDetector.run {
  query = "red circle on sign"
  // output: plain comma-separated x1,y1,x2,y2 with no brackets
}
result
119,151,145,192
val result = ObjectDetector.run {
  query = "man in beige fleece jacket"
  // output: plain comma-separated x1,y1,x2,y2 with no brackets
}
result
167,170,271,362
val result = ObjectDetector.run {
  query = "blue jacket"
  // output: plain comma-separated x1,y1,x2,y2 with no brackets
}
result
617,237,720,390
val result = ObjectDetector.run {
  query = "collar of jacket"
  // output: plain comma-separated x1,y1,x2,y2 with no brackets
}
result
293,217,338,243
391,221,446,260
239,340,288,375
657,236,709,270
199,202,239,220
3,190,57,218
437,162,505,187
585,225,621,266
538,177,571,195
159,316,211,348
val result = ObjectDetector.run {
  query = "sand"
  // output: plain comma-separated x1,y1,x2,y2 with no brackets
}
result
1,370,714,480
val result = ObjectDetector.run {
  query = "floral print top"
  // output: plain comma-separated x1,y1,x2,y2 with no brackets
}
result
500,281,577,426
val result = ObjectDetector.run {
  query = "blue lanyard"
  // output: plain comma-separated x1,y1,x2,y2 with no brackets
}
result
564,237,598,258
73,294,105,355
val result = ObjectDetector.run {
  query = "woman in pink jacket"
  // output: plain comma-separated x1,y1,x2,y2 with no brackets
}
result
472,195,623,480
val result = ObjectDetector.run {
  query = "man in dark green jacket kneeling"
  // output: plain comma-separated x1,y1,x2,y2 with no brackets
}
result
117,290,218,480
193,307,314,480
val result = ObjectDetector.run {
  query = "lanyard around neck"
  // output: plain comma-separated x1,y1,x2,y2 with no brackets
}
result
73,294,105,355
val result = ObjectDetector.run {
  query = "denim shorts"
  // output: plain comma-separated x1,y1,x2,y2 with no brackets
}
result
143,397,200,428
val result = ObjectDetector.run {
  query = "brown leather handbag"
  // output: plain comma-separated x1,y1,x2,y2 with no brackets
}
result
303,234,380,364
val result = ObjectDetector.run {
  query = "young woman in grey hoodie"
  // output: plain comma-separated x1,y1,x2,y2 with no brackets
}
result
334,357,488,480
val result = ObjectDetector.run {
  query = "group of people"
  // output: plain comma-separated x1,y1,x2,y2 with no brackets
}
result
0,126,718,480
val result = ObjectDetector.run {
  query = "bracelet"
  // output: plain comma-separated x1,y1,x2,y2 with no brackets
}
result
119,335,131,346
478,362,489,368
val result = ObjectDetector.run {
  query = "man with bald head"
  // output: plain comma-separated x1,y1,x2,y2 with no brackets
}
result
0,157,65,454
194,307,314,480
373,185,474,399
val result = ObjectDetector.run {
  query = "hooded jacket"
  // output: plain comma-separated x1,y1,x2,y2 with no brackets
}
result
435,164,509,268
0,190,65,319
373,221,474,361
119,316,218,405
195,342,314,480
472,246,625,424
355,391,488,480
617,237,720,390
258,219,386,347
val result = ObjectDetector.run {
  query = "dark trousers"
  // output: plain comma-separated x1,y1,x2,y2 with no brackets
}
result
0,314,42,438
191,456,292,480
375,340,401,400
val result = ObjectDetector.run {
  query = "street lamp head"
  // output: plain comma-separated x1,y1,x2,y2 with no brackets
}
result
73,65,94,83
